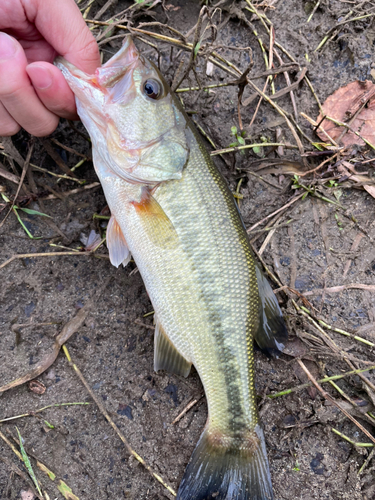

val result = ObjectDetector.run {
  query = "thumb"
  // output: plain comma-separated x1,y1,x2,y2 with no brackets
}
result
28,0,100,73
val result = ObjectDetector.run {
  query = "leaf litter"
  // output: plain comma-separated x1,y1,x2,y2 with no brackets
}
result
317,80,375,148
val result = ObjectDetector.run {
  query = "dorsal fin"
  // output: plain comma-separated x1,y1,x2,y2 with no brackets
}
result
154,318,191,377
106,214,131,268
254,263,288,357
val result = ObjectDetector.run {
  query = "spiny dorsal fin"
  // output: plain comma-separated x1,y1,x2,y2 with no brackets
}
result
154,318,191,378
106,214,131,268
254,263,288,357
132,188,179,249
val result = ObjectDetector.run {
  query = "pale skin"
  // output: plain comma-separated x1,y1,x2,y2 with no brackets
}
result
0,0,100,137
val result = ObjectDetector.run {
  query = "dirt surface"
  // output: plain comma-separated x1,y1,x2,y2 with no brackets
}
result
1,1,375,499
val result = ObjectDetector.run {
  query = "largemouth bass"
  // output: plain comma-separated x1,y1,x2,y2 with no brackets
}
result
56,37,287,500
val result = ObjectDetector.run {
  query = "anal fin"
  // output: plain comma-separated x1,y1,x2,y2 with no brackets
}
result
154,319,191,378
255,263,288,357
106,214,131,268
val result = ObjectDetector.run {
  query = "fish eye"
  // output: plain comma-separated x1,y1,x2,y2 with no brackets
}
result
143,79,162,100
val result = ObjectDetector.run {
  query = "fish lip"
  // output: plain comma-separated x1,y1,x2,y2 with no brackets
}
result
56,38,186,185
55,36,141,90
95,36,140,88
54,57,92,81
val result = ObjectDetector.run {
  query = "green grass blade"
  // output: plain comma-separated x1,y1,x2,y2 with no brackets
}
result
44,420,55,429
12,208,41,239
18,207,52,218
16,427,43,496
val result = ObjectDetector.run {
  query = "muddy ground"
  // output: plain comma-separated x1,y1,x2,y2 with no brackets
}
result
1,0,375,499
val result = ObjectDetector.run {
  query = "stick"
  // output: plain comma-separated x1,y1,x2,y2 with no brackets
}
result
247,192,305,232
0,275,112,393
0,251,98,270
63,345,177,497
0,141,33,229
172,394,204,424
297,360,375,445
268,364,375,398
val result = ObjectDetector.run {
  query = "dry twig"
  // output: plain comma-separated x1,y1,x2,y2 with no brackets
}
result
0,274,112,393
297,360,375,445
63,345,177,497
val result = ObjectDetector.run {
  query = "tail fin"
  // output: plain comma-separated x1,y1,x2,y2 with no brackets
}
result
177,424,273,500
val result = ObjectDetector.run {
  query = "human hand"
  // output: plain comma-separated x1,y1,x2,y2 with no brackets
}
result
0,0,100,137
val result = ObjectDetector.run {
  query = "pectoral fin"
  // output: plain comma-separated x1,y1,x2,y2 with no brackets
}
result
254,263,288,357
132,188,178,249
154,318,191,377
106,215,131,268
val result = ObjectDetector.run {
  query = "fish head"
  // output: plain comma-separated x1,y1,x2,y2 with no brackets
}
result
55,37,189,184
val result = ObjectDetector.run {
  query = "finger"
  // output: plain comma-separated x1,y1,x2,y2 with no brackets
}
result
0,33,59,136
0,102,21,136
26,0,100,73
26,62,78,120
21,38,56,65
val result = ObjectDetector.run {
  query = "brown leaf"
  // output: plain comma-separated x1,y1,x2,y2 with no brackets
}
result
282,337,313,360
363,184,375,198
316,80,375,146
28,380,46,395
337,161,375,200
165,3,180,11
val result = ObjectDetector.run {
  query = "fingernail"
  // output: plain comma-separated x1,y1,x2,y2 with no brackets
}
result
0,33,17,60
27,65,53,90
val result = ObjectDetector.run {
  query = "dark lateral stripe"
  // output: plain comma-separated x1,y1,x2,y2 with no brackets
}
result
173,93,260,432
190,165,253,432
195,130,260,431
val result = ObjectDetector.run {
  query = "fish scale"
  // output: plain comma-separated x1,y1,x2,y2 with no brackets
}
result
56,36,287,500
152,126,258,431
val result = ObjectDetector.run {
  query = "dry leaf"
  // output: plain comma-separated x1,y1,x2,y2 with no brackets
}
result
337,161,375,200
316,80,375,146
165,3,180,11
364,184,375,198
206,61,214,77
29,380,46,394
80,230,101,251
21,490,35,500
282,337,313,360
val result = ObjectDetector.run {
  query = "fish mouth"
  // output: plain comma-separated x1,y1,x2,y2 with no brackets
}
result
54,36,143,147
56,37,187,185
55,36,140,91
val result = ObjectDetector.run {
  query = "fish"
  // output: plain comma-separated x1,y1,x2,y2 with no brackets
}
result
56,37,288,500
